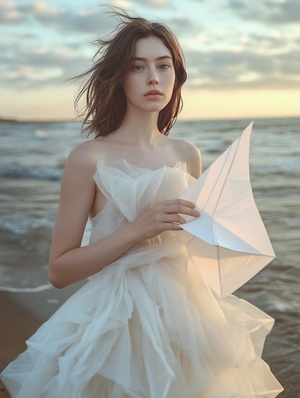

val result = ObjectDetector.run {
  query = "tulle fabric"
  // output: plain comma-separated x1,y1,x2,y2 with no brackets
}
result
1,160,283,397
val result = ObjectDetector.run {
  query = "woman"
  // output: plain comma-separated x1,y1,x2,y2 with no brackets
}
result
1,10,283,398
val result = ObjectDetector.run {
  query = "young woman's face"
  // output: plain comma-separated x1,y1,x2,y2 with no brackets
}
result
122,36,176,114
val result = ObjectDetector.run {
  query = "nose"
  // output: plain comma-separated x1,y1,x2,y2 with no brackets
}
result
147,67,159,85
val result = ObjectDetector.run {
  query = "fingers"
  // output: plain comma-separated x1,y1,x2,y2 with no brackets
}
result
161,199,200,218
164,199,196,208
132,199,200,239
162,213,187,225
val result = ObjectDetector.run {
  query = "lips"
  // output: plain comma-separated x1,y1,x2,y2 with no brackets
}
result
145,90,163,96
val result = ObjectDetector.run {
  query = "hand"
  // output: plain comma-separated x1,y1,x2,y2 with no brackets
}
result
129,199,200,240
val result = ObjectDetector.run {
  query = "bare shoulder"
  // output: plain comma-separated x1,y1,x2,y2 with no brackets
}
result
168,136,202,178
67,139,101,165
64,138,107,175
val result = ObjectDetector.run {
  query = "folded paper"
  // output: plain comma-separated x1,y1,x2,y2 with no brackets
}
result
180,122,275,298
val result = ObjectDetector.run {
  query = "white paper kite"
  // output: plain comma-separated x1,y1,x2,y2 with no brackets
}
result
180,122,275,298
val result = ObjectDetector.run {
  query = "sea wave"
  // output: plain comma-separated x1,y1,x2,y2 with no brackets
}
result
0,283,53,293
0,164,63,181
0,218,55,235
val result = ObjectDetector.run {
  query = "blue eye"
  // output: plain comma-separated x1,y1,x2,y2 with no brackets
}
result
131,65,144,71
158,64,170,70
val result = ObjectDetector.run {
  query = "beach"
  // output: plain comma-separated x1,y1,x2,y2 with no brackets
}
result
0,283,86,397
0,292,44,397
0,117,299,396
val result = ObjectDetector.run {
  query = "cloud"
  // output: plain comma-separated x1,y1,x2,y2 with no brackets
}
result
111,0,133,8
165,14,198,36
33,9,113,35
0,42,90,89
0,2,114,34
227,0,300,24
185,46,300,89
0,2,26,24
132,0,171,7
3,42,298,91
1,1,299,92
0,0,176,34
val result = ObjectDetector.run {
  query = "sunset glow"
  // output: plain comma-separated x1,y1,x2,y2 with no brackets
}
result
1,0,299,121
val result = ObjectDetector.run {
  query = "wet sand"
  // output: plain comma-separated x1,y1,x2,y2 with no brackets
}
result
0,284,84,397
0,292,42,398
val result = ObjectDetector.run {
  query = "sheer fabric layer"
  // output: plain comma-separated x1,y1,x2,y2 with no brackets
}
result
1,160,283,397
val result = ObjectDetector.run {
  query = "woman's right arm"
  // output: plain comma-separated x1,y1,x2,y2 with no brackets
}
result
48,146,199,289
48,144,141,289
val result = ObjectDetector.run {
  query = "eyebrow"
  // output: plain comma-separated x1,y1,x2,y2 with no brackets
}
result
131,56,172,62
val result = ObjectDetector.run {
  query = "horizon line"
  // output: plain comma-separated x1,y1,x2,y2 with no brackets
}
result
1,114,299,124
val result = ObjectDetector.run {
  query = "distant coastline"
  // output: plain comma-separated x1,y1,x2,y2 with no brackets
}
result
0,117,19,123
0,115,299,124
0,117,75,124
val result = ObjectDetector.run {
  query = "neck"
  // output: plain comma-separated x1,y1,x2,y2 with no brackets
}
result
115,108,161,145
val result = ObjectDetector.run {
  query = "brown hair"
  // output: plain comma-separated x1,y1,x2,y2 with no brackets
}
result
74,10,187,137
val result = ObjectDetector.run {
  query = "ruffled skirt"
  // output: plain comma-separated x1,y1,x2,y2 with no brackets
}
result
1,243,283,397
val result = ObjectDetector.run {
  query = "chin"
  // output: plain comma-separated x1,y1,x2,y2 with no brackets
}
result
146,102,169,112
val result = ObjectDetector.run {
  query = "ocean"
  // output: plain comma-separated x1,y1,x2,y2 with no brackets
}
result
0,117,299,396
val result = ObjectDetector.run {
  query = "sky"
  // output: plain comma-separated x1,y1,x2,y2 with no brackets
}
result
0,0,299,121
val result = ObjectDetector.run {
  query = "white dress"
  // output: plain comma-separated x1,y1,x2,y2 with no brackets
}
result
1,160,284,398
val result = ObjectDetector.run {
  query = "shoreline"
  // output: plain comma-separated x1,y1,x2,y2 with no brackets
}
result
0,283,84,397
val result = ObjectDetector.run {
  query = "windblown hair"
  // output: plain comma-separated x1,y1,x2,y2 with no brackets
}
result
73,10,187,137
